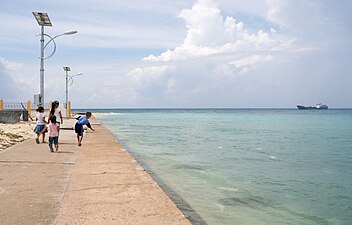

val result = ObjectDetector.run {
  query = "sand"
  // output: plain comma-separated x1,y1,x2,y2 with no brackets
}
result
0,121,35,151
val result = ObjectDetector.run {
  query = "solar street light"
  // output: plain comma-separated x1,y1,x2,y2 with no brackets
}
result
32,12,77,106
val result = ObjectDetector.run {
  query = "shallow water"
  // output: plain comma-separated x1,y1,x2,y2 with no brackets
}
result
92,109,352,225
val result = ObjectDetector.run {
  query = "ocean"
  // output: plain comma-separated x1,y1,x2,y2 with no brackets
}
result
90,109,352,225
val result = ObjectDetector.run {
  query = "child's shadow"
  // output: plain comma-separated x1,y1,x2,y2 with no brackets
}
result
55,151,74,154
59,142,77,145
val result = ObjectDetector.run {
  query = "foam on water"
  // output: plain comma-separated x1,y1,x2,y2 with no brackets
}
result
218,187,239,192
88,112,121,118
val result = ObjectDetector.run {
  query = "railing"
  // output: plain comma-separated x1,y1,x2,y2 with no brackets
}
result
3,102,50,110
0,100,71,118
30,103,51,110
3,102,27,110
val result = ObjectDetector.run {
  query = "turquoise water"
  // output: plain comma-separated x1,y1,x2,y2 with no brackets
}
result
93,109,352,225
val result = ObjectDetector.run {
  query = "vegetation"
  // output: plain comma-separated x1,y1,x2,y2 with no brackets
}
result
0,130,23,139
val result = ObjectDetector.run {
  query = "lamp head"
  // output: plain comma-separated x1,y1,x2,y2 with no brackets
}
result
64,30,78,35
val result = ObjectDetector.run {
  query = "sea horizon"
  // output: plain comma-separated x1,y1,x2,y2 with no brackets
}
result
73,107,352,110
92,108,352,225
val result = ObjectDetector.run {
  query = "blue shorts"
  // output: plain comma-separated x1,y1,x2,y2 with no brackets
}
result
75,123,84,136
34,125,46,134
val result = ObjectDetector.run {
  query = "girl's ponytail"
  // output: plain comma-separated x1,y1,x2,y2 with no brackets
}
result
50,101,57,116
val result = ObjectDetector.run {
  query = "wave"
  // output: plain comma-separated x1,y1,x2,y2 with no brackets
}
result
93,112,120,117
218,186,239,192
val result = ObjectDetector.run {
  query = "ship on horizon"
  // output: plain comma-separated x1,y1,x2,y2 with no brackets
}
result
297,103,328,110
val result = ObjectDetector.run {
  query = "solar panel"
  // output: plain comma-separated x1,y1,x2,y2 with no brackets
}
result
32,12,52,26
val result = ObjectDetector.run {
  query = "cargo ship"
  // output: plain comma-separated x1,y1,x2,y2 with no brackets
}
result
297,103,328,110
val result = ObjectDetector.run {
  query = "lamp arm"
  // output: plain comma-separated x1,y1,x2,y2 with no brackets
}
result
68,77,74,87
42,34,57,59
43,33,66,48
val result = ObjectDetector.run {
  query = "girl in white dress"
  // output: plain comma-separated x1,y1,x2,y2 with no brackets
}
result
33,106,47,144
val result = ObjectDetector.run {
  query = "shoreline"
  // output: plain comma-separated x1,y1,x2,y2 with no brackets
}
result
131,155,208,225
54,117,192,224
94,113,207,223
101,123,208,225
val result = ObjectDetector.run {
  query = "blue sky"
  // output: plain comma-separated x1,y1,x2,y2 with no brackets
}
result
1,0,351,108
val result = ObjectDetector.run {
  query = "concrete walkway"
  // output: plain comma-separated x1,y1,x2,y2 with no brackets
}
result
0,119,191,225
0,119,79,224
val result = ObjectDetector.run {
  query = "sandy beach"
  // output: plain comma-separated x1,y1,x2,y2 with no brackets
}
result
0,121,35,151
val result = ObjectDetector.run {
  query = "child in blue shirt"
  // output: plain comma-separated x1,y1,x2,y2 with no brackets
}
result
74,112,95,146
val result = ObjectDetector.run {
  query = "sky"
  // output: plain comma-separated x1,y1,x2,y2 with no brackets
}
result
0,0,351,108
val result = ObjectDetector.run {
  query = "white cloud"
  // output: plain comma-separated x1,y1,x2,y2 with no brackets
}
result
266,0,352,49
127,0,293,103
0,57,23,72
0,57,35,100
119,0,297,107
229,55,273,69
0,1,188,51
2,0,351,107
142,0,290,65
128,65,170,83
0,58,36,91
216,54,273,76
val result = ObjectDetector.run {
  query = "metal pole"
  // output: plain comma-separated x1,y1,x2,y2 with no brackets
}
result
66,71,68,118
40,24,45,106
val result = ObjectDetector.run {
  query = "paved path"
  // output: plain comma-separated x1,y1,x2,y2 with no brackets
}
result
0,119,79,225
0,119,191,225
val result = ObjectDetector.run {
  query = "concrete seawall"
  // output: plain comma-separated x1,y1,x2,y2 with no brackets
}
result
0,119,191,224
0,110,24,123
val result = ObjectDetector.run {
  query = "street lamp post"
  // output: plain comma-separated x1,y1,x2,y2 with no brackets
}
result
32,12,77,107
63,66,71,118
63,66,82,118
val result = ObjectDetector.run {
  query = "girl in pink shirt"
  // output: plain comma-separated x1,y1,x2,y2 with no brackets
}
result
48,116,60,152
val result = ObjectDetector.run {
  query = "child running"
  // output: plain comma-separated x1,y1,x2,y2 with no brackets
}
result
75,112,95,146
33,106,47,144
48,116,60,152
